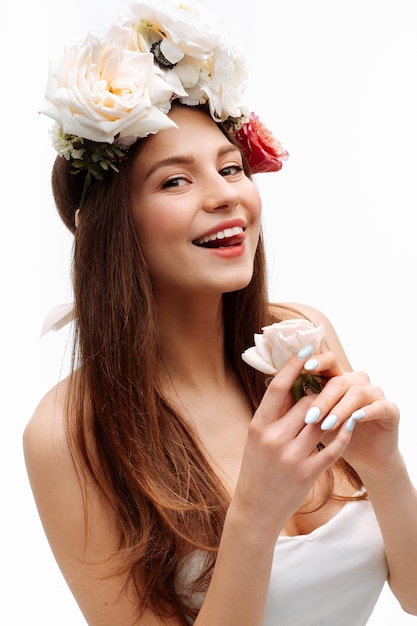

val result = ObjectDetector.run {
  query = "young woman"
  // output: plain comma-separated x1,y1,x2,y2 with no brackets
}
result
24,1,417,624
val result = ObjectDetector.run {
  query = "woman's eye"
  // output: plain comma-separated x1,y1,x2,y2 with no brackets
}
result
220,164,243,177
161,176,188,189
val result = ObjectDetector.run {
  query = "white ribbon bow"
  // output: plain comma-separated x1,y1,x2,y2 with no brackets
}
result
40,302,75,337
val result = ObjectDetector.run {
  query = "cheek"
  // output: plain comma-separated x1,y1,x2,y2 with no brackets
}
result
134,204,186,241
134,208,191,270
246,183,262,225
253,186,262,215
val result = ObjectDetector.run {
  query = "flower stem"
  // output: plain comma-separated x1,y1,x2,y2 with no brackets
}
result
291,373,327,402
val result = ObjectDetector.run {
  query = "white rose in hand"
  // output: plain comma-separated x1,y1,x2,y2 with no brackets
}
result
241,319,327,400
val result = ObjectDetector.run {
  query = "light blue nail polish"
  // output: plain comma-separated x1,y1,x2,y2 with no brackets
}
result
297,345,313,359
304,358,319,371
305,406,321,424
321,414,338,431
345,416,356,432
351,409,366,420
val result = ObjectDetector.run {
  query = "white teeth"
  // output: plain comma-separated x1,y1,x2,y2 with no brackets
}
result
195,226,243,245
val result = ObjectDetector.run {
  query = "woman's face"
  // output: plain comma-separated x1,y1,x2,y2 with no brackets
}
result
130,105,262,298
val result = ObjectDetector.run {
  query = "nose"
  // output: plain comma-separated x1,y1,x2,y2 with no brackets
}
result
201,172,240,213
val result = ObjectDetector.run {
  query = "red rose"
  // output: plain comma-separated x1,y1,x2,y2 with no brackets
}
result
234,113,289,174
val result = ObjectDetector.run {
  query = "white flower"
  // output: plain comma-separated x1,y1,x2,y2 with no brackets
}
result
127,0,229,53
40,33,176,144
242,319,327,376
49,123,85,160
123,0,248,121
194,45,248,122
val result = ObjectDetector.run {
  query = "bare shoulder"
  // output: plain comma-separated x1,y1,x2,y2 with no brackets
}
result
23,376,94,564
269,301,353,372
23,378,71,477
23,382,183,625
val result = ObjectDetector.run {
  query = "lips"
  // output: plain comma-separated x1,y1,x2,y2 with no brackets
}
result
193,226,245,248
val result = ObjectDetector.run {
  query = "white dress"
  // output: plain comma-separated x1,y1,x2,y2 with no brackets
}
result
176,499,388,626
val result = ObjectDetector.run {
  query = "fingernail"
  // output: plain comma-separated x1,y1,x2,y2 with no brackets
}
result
345,416,356,432
297,345,313,359
304,358,319,371
305,406,321,424
321,414,338,430
351,409,366,420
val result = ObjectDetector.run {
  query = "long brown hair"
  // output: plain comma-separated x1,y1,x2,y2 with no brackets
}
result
51,106,361,620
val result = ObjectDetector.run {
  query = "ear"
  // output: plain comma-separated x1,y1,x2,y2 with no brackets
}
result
75,209,81,229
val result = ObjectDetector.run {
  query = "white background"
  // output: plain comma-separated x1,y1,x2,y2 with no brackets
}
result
2,0,417,623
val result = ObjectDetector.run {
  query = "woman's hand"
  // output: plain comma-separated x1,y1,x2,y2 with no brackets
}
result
299,350,401,477
234,345,401,541
233,347,354,541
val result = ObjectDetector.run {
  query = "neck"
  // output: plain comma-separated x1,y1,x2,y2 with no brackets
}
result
155,292,230,390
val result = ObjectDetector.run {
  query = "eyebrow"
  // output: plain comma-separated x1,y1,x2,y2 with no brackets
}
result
144,144,241,180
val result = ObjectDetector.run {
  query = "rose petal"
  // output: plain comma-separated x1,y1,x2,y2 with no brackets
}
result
242,319,327,376
234,112,288,174
160,38,184,64
253,333,273,364
270,334,297,371
241,346,277,375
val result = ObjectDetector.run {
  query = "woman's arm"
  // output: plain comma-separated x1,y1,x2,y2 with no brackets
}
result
23,383,187,626
194,349,354,625
285,303,417,615
360,457,417,614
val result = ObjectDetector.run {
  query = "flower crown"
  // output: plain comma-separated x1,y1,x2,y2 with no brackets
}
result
41,0,288,203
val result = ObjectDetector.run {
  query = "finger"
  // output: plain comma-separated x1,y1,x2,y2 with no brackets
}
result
276,417,353,483
326,383,385,432
264,394,319,442
345,399,400,431
305,422,352,474
303,372,378,430
256,348,317,425
303,349,344,378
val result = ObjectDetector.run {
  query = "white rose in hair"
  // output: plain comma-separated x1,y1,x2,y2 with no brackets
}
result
127,0,229,54
124,0,248,121
242,319,327,399
41,34,176,144
196,46,248,122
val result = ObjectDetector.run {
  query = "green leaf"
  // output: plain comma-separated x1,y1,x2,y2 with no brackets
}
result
291,373,327,401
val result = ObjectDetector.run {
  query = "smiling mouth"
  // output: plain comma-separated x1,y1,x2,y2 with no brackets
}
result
193,226,245,248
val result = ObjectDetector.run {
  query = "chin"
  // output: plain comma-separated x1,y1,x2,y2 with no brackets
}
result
221,273,254,294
